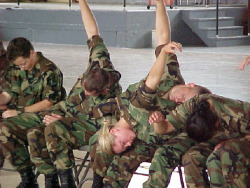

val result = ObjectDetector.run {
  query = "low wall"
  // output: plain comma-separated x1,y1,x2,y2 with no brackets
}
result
0,6,245,47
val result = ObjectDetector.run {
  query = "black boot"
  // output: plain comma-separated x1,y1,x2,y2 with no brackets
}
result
92,172,103,188
16,167,39,188
45,173,60,188
58,168,77,188
103,182,113,188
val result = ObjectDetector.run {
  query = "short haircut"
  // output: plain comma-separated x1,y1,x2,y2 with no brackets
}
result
194,85,212,95
82,68,110,93
186,100,218,142
6,37,34,62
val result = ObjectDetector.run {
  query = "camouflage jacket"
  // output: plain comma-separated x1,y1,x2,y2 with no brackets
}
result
0,54,9,91
90,53,185,145
2,52,66,112
167,94,250,140
39,35,122,120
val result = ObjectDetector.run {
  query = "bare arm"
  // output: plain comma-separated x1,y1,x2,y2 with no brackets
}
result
2,99,53,118
238,55,250,70
24,99,53,113
156,0,171,45
145,42,182,91
79,0,99,38
0,92,11,105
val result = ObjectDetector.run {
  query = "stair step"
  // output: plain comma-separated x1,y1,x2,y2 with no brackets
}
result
190,17,235,27
208,35,250,47
182,9,226,19
200,26,243,37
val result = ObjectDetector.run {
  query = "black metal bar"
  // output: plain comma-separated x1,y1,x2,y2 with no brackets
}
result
123,0,126,7
18,0,20,6
248,0,250,35
69,0,71,8
216,0,219,36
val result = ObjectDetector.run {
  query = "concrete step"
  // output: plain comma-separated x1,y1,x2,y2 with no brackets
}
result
200,26,243,37
208,35,250,47
182,9,226,19
190,17,235,28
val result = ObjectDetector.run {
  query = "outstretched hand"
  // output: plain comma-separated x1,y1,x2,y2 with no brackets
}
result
148,111,165,124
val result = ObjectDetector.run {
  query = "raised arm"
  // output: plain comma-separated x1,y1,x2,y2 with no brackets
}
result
156,0,171,45
238,55,250,70
145,42,182,91
79,0,99,38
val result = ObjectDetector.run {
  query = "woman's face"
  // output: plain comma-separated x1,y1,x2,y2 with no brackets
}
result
110,126,136,154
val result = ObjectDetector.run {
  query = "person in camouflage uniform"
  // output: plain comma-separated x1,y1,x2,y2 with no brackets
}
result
154,94,250,188
206,138,250,188
11,1,122,188
87,2,212,188
91,92,249,188
0,38,66,172
0,41,8,168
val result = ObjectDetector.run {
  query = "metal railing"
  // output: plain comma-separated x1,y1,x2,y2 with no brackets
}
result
216,0,219,37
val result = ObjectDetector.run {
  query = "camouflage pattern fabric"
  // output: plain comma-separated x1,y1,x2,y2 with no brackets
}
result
90,46,185,187
168,94,250,188
27,35,122,174
0,119,4,168
207,138,250,188
0,50,65,170
0,113,44,171
167,94,250,135
143,132,196,188
2,52,66,112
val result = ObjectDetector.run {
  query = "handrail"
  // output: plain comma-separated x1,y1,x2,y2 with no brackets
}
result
216,0,219,37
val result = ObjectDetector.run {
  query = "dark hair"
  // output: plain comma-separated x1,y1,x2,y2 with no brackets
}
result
186,100,218,142
82,68,110,93
6,37,34,62
194,85,212,95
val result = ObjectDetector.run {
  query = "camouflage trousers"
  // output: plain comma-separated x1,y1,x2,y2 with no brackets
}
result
143,133,196,188
28,117,100,174
90,132,195,188
0,113,43,171
0,118,4,167
182,138,227,188
206,138,250,188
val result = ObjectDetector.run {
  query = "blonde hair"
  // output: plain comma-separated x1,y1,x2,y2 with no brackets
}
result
98,118,116,155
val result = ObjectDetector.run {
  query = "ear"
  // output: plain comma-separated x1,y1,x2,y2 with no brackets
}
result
103,88,109,93
109,128,118,135
30,50,35,57
186,83,196,88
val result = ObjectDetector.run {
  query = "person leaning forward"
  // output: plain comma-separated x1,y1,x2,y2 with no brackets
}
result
88,1,211,187
0,37,66,173
0,1,122,188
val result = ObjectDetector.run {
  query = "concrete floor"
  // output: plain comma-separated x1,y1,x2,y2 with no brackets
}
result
0,40,249,187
